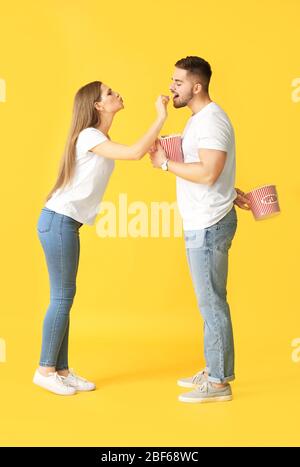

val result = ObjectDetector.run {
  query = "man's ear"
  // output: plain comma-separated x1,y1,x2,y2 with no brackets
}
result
194,82,203,95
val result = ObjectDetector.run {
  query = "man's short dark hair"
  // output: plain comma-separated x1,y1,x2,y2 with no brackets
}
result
175,56,212,92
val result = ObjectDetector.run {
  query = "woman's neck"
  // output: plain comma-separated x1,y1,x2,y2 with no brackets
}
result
96,113,114,138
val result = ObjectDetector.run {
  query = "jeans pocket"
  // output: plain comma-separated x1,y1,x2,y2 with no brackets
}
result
184,230,206,249
37,210,55,233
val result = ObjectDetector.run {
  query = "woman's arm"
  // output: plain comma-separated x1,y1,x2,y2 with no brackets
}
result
90,95,169,161
91,116,166,161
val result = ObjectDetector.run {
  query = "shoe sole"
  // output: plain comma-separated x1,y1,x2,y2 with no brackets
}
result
74,386,96,392
178,395,232,403
33,380,76,396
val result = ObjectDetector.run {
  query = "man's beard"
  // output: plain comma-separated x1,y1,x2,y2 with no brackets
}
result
173,90,194,108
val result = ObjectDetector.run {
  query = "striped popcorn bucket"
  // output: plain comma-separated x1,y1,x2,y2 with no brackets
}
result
159,134,184,163
245,184,280,220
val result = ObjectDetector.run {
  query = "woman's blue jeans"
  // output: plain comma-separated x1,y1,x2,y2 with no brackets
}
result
36,207,83,370
184,205,238,384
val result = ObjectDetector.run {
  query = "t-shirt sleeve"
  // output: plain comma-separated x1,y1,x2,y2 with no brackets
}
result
76,128,108,156
196,114,230,152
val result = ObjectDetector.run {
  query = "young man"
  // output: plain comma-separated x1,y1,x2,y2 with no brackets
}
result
149,56,250,403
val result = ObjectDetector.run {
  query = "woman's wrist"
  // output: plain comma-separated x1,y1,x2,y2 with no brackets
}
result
156,114,167,125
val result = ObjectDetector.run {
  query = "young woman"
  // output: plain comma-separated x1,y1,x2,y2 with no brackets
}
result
34,80,170,395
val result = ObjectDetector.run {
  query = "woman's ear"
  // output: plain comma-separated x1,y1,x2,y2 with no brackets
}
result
94,102,103,112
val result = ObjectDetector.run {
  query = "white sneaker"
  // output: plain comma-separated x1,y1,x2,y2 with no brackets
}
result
33,369,76,396
60,369,96,392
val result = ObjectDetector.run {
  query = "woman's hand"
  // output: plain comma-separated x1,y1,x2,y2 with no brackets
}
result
149,139,168,168
155,95,170,120
234,187,251,210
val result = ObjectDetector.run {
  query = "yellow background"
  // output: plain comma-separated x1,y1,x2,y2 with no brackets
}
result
0,0,299,446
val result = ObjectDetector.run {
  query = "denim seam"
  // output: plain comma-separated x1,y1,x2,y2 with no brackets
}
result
205,235,225,381
44,215,64,366
212,224,236,381
56,222,80,370
55,215,69,368
203,235,212,371
56,321,69,370
186,247,191,272
214,237,226,379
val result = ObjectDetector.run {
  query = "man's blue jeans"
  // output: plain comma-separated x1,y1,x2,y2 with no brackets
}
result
36,207,83,370
184,205,238,384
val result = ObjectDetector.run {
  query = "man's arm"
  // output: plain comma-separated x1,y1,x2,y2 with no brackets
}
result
149,141,226,185
149,141,251,210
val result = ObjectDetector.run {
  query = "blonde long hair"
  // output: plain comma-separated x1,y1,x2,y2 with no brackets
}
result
45,81,103,202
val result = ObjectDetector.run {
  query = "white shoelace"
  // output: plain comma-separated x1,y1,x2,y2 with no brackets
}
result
50,372,73,387
195,380,210,393
196,381,228,393
64,369,89,384
192,370,206,385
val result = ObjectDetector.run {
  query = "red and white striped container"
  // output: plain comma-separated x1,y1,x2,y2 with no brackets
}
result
159,134,184,163
245,184,280,220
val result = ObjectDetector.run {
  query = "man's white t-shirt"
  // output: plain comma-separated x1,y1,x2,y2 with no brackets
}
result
176,101,237,231
45,127,114,225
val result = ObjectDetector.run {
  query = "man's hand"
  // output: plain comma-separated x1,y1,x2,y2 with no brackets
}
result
149,140,168,168
234,188,251,210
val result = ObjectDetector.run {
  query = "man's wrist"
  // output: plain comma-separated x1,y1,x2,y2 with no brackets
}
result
160,158,169,171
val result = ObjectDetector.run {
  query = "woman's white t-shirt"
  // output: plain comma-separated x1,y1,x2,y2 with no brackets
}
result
176,102,237,231
45,127,114,225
